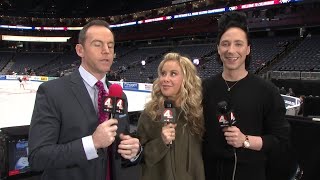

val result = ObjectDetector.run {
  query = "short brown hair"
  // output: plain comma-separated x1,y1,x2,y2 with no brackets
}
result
78,20,113,45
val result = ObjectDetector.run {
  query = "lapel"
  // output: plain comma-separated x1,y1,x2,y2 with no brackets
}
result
105,78,111,90
69,70,97,123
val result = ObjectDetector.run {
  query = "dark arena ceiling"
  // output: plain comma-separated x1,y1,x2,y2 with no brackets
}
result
0,0,173,17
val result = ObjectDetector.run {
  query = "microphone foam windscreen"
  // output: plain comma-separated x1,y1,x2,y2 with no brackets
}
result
109,84,123,98
217,101,228,114
164,99,174,108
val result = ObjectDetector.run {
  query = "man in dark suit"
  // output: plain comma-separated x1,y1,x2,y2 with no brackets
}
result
28,20,141,180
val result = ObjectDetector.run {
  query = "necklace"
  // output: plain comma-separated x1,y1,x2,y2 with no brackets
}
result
224,80,239,92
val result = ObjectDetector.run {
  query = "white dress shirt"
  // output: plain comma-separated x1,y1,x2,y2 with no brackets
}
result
79,65,108,160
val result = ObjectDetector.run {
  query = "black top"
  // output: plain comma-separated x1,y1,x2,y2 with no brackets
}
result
202,73,289,163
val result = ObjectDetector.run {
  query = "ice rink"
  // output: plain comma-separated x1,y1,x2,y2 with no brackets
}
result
0,80,151,129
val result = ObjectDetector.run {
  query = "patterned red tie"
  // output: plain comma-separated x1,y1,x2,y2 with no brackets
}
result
95,81,112,180
96,81,108,123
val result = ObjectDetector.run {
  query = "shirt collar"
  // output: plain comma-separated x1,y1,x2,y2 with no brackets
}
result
79,65,107,88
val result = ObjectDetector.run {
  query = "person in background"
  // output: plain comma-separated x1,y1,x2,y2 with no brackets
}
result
287,87,295,97
297,95,306,116
279,86,287,95
18,77,25,90
137,52,205,180
28,20,141,180
202,11,290,180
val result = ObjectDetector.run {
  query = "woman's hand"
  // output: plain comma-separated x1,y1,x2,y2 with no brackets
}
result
161,123,177,145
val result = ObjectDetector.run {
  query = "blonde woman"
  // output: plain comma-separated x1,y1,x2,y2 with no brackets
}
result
137,52,205,180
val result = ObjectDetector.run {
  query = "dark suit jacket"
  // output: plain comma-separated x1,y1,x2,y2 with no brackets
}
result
28,70,138,180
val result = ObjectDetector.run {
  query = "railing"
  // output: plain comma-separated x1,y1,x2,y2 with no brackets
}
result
269,71,320,80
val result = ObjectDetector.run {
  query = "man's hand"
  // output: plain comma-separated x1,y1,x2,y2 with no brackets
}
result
118,133,140,160
222,126,246,148
92,119,118,149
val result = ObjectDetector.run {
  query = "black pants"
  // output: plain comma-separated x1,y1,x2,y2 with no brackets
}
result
204,159,266,180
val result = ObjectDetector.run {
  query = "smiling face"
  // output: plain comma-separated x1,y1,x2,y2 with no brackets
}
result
76,25,115,80
159,60,184,102
217,27,250,73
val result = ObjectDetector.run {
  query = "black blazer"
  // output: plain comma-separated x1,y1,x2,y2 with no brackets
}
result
28,70,137,180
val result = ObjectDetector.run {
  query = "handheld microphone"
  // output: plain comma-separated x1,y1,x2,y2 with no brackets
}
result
217,101,236,127
102,84,128,155
217,101,238,180
103,84,125,118
161,100,176,124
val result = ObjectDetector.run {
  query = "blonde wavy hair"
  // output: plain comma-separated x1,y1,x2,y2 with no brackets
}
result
144,52,204,137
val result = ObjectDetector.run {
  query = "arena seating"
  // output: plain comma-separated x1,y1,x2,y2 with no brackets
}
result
0,52,15,74
271,35,320,72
